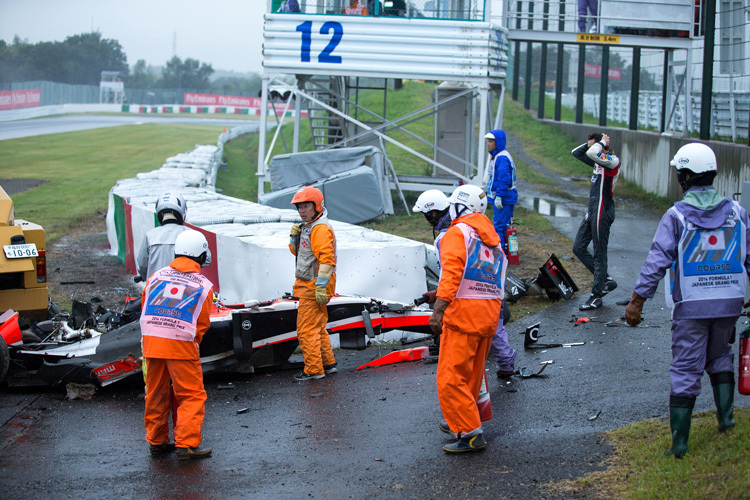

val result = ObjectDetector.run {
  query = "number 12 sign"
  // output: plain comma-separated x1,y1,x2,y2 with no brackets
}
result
296,21,343,64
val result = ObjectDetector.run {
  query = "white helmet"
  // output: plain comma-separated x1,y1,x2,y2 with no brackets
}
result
174,230,208,262
670,143,717,191
448,184,487,219
413,189,449,213
670,143,717,174
155,191,187,225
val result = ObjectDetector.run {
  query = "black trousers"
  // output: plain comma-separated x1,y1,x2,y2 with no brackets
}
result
572,204,615,296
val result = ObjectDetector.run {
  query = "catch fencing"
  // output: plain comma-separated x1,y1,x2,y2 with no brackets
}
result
561,91,750,141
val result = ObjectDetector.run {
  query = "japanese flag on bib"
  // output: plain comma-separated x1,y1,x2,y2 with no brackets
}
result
701,230,725,252
163,284,186,300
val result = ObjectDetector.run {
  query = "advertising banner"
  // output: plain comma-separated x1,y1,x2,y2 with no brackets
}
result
184,92,260,108
584,64,622,80
0,89,41,110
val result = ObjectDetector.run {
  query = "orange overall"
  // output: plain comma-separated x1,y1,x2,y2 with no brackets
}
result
141,257,212,449
435,213,503,435
290,219,337,377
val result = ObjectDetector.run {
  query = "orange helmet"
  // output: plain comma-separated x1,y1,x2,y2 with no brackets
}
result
290,186,324,212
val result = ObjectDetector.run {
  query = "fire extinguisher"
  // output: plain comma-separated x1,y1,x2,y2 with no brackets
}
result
505,220,519,266
739,326,750,395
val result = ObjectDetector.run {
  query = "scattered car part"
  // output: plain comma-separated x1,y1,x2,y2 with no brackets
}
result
522,322,585,349
356,346,429,370
3,293,432,387
518,360,554,378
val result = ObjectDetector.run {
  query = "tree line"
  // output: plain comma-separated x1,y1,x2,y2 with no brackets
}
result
0,32,261,96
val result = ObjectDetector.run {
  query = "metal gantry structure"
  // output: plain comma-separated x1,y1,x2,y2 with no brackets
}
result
502,0,710,137
258,0,510,199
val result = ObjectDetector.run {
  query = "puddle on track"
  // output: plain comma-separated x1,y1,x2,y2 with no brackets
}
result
520,196,583,218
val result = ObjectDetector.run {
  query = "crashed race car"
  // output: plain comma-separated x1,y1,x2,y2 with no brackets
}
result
0,293,433,388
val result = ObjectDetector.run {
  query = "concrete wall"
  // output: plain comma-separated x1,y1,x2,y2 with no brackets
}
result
542,120,750,202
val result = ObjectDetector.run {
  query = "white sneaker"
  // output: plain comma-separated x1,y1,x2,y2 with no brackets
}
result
589,23,597,33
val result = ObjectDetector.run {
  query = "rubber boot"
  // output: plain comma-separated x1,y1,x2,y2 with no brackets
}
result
710,372,735,433
666,395,695,459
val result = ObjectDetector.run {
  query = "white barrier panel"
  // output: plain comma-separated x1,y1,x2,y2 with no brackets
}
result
108,136,431,307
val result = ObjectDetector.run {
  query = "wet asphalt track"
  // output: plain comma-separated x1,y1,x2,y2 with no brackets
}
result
0,114,263,141
1,122,748,499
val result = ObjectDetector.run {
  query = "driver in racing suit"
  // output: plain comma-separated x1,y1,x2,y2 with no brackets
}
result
625,143,750,458
571,133,620,311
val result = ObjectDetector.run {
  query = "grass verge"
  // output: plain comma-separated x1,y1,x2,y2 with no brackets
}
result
548,408,750,499
0,124,227,241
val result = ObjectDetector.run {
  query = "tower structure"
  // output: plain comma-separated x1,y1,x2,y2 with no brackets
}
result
258,0,510,198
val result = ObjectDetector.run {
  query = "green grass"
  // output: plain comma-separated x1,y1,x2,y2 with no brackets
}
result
503,97,593,177
0,124,226,240
368,82,436,175
516,87,601,125
513,205,555,232
218,81,439,202
515,159,556,185
558,408,750,499
218,133,260,202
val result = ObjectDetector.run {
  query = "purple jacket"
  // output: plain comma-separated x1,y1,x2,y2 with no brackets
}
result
634,186,750,319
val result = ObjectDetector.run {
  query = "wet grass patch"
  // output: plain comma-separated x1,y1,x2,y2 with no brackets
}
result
546,408,750,499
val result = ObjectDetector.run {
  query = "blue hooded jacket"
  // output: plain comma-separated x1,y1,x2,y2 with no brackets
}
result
486,129,518,204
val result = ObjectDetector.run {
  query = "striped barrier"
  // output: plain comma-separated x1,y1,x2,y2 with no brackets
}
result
120,104,307,117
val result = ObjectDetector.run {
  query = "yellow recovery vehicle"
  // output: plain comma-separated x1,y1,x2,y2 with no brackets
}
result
0,185,48,320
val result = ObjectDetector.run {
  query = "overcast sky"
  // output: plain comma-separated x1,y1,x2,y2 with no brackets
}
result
0,0,266,74
0,1,509,75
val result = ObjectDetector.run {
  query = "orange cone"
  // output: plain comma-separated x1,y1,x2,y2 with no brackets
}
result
478,372,493,421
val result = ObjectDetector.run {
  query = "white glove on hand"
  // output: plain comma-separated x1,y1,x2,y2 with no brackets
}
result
494,197,503,210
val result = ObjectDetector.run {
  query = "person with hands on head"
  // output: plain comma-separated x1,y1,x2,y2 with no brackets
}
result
484,130,518,252
571,132,620,311
625,143,750,459
289,186,337,381
429,184,506,454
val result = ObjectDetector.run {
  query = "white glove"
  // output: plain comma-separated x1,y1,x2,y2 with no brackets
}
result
494,197,503,210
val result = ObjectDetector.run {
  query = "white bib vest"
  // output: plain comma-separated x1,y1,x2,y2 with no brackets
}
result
140,266,213,342
486,150,516,197
666,202,747,308
453,222,506,300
